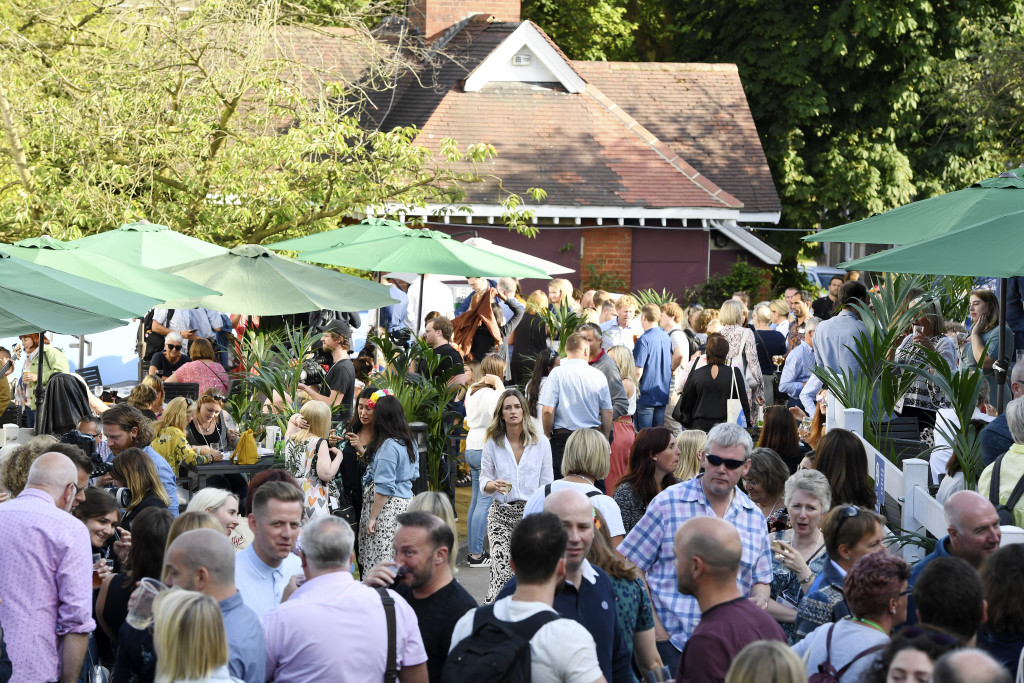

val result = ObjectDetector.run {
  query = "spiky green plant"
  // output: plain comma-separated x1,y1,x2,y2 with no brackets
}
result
537,303,588,357
633,288,678,307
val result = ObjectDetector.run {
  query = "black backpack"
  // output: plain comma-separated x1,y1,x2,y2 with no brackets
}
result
442,604,560,683
988,454,1024,525
807,622,887,682
142,308,174,361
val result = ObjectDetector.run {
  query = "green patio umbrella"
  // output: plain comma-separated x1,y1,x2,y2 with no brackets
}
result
806,171,1024,245
295,227,551,331
5,236,219,301
71,220,228,269
0,249,160,319
0,284,127,337
264,217,412,252
157,244,397,315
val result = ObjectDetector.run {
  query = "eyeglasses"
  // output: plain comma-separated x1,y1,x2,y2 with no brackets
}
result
166,344,182,350
209,394,226,402
705,453,747,470
897,587,913,597
68,482,82,497
742,477,761,488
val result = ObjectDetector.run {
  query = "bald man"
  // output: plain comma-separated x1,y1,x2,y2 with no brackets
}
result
0,452,94,683
498,488,634,682
674,517,785,683
906,490,1001,627
164,528,265,683
933,649,1012,683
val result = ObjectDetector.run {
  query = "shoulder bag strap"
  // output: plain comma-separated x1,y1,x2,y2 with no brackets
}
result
836,642,889,677
544,482,552,497
376,587,398,683
1004,459,1024,510
729,363,739,400
310,438,327,483
991,455,1004,510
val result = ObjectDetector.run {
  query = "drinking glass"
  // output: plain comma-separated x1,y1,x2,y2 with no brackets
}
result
125,577,167,630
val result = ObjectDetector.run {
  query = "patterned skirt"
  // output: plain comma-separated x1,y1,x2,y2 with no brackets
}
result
357,485,410,573
485,499,526,604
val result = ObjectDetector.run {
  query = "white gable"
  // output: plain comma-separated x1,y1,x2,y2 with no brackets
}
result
463,22,586,93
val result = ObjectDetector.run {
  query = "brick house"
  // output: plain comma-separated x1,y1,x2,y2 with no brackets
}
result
284,1,783,293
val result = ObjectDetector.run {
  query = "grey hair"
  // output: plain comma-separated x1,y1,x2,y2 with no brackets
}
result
784,469,832,510
575,322,604,339
804,316,822,332
165,331,183,345
497,277,517,294
301,517,355,571
705,422,753,460
752,303,772,326
1008,397,1024,444
27,452,77,490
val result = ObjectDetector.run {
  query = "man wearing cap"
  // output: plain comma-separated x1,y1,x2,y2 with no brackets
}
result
298,319,356,424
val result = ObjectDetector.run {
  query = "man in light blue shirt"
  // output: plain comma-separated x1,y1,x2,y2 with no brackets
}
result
601,295,642,350
540,333,612,478
779,316,819,411
164,529,266,683
633,303,672,429
235,481,304,617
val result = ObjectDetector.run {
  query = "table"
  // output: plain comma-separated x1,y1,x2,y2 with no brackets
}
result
182,453,277,494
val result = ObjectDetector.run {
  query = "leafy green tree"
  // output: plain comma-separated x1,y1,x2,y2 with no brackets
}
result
522,0,636,61
0,0,537,245
672,0,1015,273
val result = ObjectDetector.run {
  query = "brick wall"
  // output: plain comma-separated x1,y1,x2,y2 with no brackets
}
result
408,0,522,39
582,227,633,290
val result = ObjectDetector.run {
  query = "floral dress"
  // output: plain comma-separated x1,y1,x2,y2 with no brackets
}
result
769,529,828,643
152,426,212,471
719,324,764,421
283,437,332,522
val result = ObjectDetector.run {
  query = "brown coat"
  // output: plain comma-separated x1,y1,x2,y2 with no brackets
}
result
451,289,502,361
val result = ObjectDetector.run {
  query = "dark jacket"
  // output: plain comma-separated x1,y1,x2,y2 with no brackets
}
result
677,364,751,430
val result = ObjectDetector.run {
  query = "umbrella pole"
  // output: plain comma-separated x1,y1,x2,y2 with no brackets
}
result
416,274,425,334
35,329,44,435
998,278,1008,409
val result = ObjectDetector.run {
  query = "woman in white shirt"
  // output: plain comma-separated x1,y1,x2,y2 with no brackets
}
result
480,387,553,603
463,354,506,568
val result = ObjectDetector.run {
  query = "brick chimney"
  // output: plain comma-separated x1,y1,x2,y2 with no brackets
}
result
407,0,521,40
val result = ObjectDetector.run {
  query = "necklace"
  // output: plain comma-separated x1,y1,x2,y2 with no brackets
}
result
851,617,888,635
566,474,594,485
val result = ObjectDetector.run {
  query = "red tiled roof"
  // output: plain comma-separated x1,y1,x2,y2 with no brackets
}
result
574,61,781,216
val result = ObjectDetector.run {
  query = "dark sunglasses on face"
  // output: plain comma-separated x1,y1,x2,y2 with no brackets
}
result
705,453,747,469
166,344,182,350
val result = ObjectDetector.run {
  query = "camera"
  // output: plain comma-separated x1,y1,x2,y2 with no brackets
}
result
108,487,132,508
59,429,110,477
299,349,331,387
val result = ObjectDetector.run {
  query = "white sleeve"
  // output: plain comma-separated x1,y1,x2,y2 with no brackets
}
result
594,495,626,537
448,608,477,653
535,621,604,683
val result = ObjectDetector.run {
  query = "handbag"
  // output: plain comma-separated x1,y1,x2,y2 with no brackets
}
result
231,430,259,465
727,365,744,426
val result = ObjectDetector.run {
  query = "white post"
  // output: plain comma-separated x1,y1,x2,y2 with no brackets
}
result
1001,526,1024,546
901,459,930,563
843,409,864,437
826,396,843,431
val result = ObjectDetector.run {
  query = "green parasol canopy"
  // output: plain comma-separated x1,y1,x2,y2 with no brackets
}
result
5,236,219,301
806,171,1024,245
265,217,412,252
71,221,228,269
158,244,397,315
296,227,552,279
0,249,160,319
0,285,127,337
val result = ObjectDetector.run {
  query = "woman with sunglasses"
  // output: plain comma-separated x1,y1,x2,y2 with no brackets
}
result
338,385,377,561
153,397,221,472
794,504,886,641
148,332,190,380
165,338,229,396
185,390,245,505
795,552,911,680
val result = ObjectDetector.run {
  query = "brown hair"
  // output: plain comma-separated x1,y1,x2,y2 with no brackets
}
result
971,288,1000,334
615,427,678,507
427,316,453,341
756,406,801,466
813,429,876,509
587,509,638,580
188,338,215,361
110,447,171,509
705,333,730,365
661,302,684,324
981,544,1024,634
102,404,156,447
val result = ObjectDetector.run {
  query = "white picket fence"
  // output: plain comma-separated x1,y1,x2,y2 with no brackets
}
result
824,402,1024,562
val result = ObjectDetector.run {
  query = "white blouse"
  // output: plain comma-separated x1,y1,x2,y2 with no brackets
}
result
464,386,502,450
480,433,554,503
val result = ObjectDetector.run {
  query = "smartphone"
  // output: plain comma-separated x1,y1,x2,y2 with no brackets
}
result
112,527,122,544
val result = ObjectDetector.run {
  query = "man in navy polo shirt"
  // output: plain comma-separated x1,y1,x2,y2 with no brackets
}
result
498,488,634,683
633,303,672,430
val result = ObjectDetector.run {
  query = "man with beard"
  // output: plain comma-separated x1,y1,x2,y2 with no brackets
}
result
363,511,476,683
785,290,812,353
674,516,785,683
904,490,1001,627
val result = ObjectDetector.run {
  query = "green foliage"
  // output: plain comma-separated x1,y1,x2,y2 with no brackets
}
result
582,260,628,292
368,334,459,491
683,260,770,307
0,0,538,244
537,304,588,357
930,275,977,325
633,288,678,307
522,0,637,60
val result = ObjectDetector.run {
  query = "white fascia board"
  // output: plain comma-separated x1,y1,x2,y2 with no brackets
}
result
388,203,742,221
710,219,781,265
464,22,586,93
737,211,782,224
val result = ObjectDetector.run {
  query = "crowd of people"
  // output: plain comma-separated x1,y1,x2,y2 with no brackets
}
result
1,272,1024,683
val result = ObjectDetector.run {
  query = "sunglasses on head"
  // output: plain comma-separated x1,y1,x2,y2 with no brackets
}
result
166,344,182,350
705,453,747,469
831,505,862,548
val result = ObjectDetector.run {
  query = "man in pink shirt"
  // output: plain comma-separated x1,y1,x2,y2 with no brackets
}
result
261,516,428,682
0,452,95,683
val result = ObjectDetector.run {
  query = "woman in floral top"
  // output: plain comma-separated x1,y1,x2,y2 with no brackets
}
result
893,298,956,432
152,397,218,471
718,299,765,421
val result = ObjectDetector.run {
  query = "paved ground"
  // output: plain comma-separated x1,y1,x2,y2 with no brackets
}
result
451,485,491,603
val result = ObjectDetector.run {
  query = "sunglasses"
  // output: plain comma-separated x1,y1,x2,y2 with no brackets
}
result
705,453,747,469
832,505,862,547
166,344,182,350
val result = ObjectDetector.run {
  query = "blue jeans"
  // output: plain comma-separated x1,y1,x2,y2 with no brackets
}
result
634,404,666,431
464,449,493,555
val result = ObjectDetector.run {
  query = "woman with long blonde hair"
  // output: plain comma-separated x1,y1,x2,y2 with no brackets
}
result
283,400,343,522
479,388,552,602
674,429,706,481
153,590,239,683
606,345,638,493
152,397,220,471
